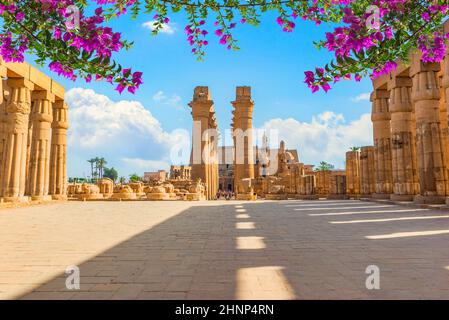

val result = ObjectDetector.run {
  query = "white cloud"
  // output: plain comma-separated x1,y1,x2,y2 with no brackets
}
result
65,88,189,178
65,88,372,177
259,112,373,169
142,20,176,34
152,90,166,101
152,90,183,109
121,158,170,172
351,92,371,103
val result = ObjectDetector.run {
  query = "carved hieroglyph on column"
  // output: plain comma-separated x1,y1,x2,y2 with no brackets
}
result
371,89,393,198
27,91,54,200
232,86,256,200
360,146,375,196
411,56,449,203
0,78,33,201
189,86,219,200
49,100,68,200
345,150,361,198
388,75,419,201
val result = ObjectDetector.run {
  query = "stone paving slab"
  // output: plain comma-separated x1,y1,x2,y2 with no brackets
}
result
1,200,449,299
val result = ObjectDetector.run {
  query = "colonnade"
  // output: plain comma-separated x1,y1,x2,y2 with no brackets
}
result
354,51,449,204
0,60,67,202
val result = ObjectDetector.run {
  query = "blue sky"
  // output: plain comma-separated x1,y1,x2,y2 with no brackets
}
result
27,8,374,178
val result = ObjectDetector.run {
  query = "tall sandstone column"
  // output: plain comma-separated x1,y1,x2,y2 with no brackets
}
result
411,56,449,203
329,171,348,200
27,91,54,200
345,150,361,198
189,86,218,200
0,78,33,201
0,73,7,197
438,75,449,196
389,75,419,201
232,86,255,200
442,50,449,205
360,146,376,196
209,112,218,199
371,89,393,198
49,100,68,200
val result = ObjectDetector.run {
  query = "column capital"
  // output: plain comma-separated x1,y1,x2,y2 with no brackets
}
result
189,87,214,118
388,75,412,91
52,100,68,129
231,86,254,118
411,61,440,102
6,77,34,90
32,90,55,103
192,86,211,101
53,100,68,109
410,57,440,78
370,89,390,101
389,81,413,113
371,89,390,121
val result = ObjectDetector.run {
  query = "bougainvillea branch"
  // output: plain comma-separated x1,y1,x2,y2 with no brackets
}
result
1,0,448,94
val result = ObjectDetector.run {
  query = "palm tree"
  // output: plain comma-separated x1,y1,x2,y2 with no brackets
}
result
87,158,96,182
349,146,361,152
97,157,107,179
315,161,334,171
93,156,100,181
129,173,141,182
119,176,126,184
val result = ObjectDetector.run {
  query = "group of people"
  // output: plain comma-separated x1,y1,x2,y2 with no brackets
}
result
216,190,235,200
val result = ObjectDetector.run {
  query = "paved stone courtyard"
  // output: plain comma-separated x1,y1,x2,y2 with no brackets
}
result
1,199,449,299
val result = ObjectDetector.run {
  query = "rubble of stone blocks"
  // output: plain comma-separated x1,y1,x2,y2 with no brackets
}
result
65,179,208,202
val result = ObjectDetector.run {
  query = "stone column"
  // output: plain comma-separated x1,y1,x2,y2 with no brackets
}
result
411,57,448,203
0,75,7,198
49,100,68,200
441,53,449,205
315,170,330,196
438,76,449,189
232,86,255,200
27,91,54,200
297,175,317,200
328,171,348,200
389,75,420,201
360,146,376,196
189,86,218,200
0,78,33,202
345,150,361,198
371,89,393,198
209,113,218,199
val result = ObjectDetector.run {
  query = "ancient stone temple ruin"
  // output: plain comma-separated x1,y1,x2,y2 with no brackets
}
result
364,47,449,204
189,86,219,200
11,59,449,205
232,86,256,200
344,32,449,205
0,60,67,203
